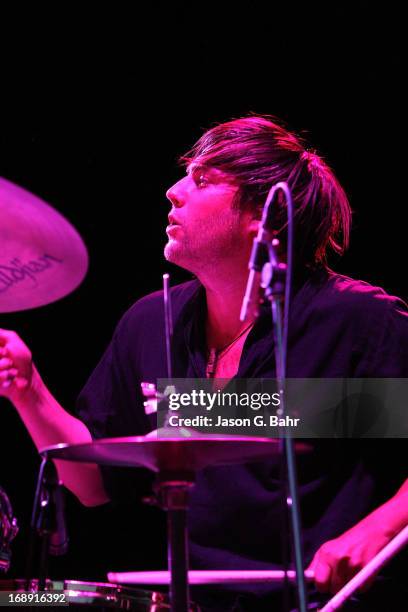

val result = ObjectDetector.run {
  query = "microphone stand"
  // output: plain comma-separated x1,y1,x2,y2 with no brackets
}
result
263,250,308,612
241,182,309,612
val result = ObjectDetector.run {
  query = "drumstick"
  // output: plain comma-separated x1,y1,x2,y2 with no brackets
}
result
319,524,408,612
107,569,315,585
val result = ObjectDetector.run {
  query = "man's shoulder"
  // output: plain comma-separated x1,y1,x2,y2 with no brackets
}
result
300,271,408,351
314,270,407,316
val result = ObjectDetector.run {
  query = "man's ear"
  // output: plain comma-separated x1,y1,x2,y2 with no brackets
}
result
248,218,260,235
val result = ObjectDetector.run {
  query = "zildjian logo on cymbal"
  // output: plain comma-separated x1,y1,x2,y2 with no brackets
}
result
0,255,63,293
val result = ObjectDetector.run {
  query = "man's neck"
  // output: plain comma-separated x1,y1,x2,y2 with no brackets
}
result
197,267,255,350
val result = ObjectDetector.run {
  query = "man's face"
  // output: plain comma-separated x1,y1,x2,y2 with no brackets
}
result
164,164,255,274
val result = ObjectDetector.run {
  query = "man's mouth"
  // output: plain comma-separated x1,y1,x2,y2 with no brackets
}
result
167,213,182,234
166,223,182,235
168,214,181,226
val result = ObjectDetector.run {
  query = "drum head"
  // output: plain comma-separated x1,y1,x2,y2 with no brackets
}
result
0,579,199,610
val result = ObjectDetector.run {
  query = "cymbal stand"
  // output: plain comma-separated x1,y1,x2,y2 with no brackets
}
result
25,457,66,591
161,274,193,611
153,471,195,612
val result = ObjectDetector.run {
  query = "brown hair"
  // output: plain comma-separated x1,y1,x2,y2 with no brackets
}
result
180,116,351,267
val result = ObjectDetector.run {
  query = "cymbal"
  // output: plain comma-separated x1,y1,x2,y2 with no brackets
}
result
0,177,88,312
41,430,310,472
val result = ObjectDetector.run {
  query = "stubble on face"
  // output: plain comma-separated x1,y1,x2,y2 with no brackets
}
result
164,203,248,275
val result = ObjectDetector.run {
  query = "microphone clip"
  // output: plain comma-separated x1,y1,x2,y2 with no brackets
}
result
261,260,287,301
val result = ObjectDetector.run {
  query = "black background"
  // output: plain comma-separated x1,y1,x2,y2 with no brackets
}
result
0,2,406,585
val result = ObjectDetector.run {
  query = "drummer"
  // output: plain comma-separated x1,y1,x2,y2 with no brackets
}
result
1,115,408,611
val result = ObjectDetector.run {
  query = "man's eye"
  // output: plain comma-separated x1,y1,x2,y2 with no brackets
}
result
193,173,209,188
197,175,209,187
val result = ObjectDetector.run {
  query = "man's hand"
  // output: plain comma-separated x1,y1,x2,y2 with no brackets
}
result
308,510,396,594
0,328,34,403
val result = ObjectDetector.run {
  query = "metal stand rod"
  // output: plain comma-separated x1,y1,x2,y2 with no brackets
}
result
25,512,38,590
156,479,193,612
38,534,49,591
243,181,307,609
279,438,292,612
163,273,173,379
163,273,174,429
26,457,48,590
270,296,308,612
26,456,67,592
284,436,307,610
168,508,189,612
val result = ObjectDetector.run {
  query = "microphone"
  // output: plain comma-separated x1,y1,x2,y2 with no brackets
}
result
240,182,283,322
239,252,267,323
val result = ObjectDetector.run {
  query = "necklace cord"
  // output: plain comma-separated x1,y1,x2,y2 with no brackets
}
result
207,320,255,362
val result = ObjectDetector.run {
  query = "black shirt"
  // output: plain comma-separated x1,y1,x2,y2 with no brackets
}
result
77,268,408,599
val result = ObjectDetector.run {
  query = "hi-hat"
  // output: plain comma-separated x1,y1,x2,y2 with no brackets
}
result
41,430,310,472
0,177,88,312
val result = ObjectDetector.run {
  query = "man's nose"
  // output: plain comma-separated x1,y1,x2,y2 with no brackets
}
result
166,178,186,208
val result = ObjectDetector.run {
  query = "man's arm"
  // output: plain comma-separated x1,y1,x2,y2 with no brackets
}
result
308,479,408,594
0,328,109,507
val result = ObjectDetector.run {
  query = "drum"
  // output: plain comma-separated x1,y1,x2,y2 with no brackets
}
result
0,579,200,610
0,487,18,573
